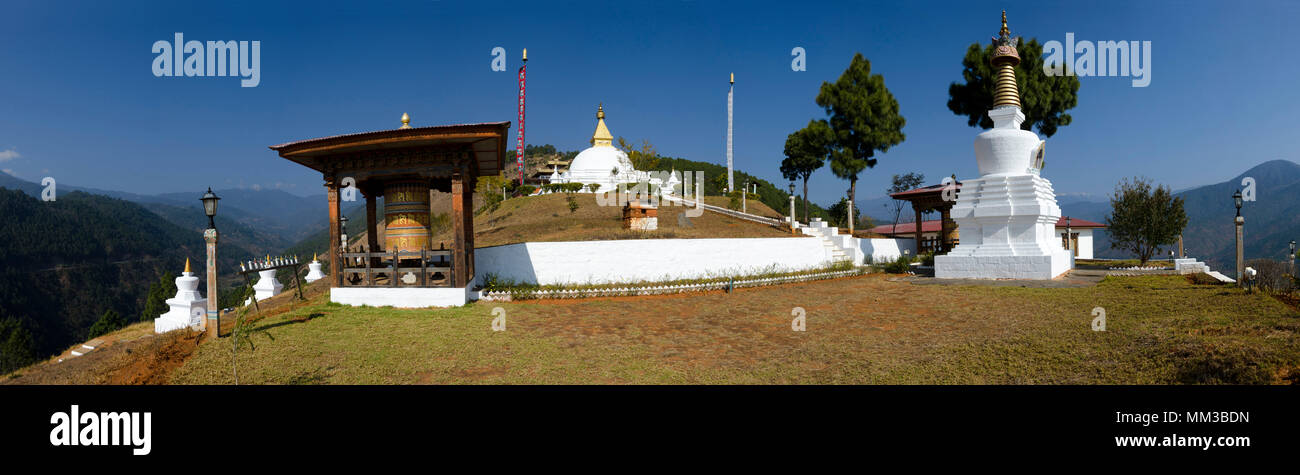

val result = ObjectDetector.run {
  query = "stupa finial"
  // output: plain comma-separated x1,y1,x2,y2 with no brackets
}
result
400,112,411,129
990,10,1022,109
184,257,191,273
591,103,613,147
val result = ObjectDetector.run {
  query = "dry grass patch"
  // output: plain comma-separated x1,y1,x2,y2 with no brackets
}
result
167,274,1299,385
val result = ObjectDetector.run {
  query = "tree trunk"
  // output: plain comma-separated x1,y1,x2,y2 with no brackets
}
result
848,178,857,234
801,177,810,223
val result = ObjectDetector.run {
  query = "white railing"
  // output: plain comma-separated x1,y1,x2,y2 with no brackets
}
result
663,195,789,228
479,267,864,301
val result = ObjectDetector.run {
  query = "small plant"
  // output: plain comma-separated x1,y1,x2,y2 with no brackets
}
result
920,251,936,266
229,307,273,385
881,255,913,274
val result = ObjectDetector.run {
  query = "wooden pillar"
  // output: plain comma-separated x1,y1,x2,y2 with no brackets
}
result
463,175,475,283
366,185,379,267
327,177,341,287
204,229,219,337
940,206,956,253
451,173,469,287
914,205,924,254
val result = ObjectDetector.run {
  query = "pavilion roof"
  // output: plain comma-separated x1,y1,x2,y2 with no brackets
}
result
269,121,512,177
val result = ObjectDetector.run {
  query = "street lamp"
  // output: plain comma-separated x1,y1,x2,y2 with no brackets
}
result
1233,190,1244,287
200,187,220,229
339,214,350,249
1065,216,1072,255
199,188,221,337
742,180,749,214
1290,240,1296,276
785,180,795,232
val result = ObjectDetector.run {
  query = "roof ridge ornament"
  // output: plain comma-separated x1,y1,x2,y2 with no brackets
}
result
399,112,411,129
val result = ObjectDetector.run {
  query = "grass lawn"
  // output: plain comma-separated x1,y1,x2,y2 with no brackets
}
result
167,273,1300,385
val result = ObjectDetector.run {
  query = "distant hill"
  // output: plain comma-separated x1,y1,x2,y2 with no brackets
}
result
1060,160,1300,274
0,188,270,371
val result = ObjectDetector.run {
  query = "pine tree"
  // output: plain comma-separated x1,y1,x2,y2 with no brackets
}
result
87,309,127,340
946,38,1081,138
815,53,906,233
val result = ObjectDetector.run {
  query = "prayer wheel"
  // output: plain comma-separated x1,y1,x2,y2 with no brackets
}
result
384,181,431,253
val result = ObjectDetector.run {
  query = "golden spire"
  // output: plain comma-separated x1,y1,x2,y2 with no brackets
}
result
591,103,613,147
522,48,527,61
730,72,734,85
990,10,1022,109
184,257,191,273
313,252,318,262
399,112,411,129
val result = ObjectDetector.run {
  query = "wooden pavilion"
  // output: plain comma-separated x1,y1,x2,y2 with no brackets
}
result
888,181,962,254
270,117,510,300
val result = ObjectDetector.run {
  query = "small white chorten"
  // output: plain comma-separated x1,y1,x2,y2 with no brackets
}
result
252,255,283,301
305,253,325,283
154,258,207,334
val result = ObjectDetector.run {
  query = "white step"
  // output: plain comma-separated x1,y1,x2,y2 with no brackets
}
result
1205,271,1236,283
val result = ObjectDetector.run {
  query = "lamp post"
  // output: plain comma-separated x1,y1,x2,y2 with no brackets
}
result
785,180,795,232
340,214,349,249
1289,240,1296,276
742,180,749,214
199,188,220,337
1065,216,1072,255
1234,189,1244,287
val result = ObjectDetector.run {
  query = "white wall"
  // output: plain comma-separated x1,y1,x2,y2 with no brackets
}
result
475,237,831,286
858,238,916,264
1077,229,1095,259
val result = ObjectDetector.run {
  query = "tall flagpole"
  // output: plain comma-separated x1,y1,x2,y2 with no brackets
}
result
516,48,528,185
727,72,734,193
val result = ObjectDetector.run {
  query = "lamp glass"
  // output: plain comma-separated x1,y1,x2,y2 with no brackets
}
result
1233,190,1243,210
200,188,219,217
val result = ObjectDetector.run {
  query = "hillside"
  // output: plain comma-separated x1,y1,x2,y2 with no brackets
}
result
1062,160,1300,273
0,188,267,372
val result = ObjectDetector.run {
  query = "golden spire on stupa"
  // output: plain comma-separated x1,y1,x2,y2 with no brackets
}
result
184,257,191,273
399,112,411,129
990,10,1022,109
590,103,613,147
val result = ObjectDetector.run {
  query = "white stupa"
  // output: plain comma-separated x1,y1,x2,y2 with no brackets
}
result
549,104,677,194
304,253,325,283
252,255,283,302
935,12,1073,280
154,258,207,333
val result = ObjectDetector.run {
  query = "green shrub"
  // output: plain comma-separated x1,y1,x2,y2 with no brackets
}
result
881,255,912,274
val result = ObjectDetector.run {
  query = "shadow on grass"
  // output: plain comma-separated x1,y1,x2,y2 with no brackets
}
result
287,366,335,385
252,312,325,333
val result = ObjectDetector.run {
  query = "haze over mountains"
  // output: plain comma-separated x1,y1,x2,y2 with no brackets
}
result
1046,160,1300,273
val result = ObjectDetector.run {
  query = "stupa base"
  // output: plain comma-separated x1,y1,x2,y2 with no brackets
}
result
934,251,1073,280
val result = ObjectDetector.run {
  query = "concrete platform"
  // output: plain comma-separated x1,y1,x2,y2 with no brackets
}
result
330,286,471,308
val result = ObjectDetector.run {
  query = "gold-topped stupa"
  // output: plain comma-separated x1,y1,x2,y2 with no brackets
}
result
590,104,613,147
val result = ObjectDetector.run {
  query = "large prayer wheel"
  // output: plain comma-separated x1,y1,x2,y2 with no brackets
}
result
384,181,431,253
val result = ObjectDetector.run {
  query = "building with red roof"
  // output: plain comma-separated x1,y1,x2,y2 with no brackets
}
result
869,215,1106,259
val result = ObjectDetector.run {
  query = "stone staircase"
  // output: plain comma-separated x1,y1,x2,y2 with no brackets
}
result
1174,258,1236,283
799,218,862,264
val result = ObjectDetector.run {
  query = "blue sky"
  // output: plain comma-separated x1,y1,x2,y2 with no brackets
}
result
1,0,1297,208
